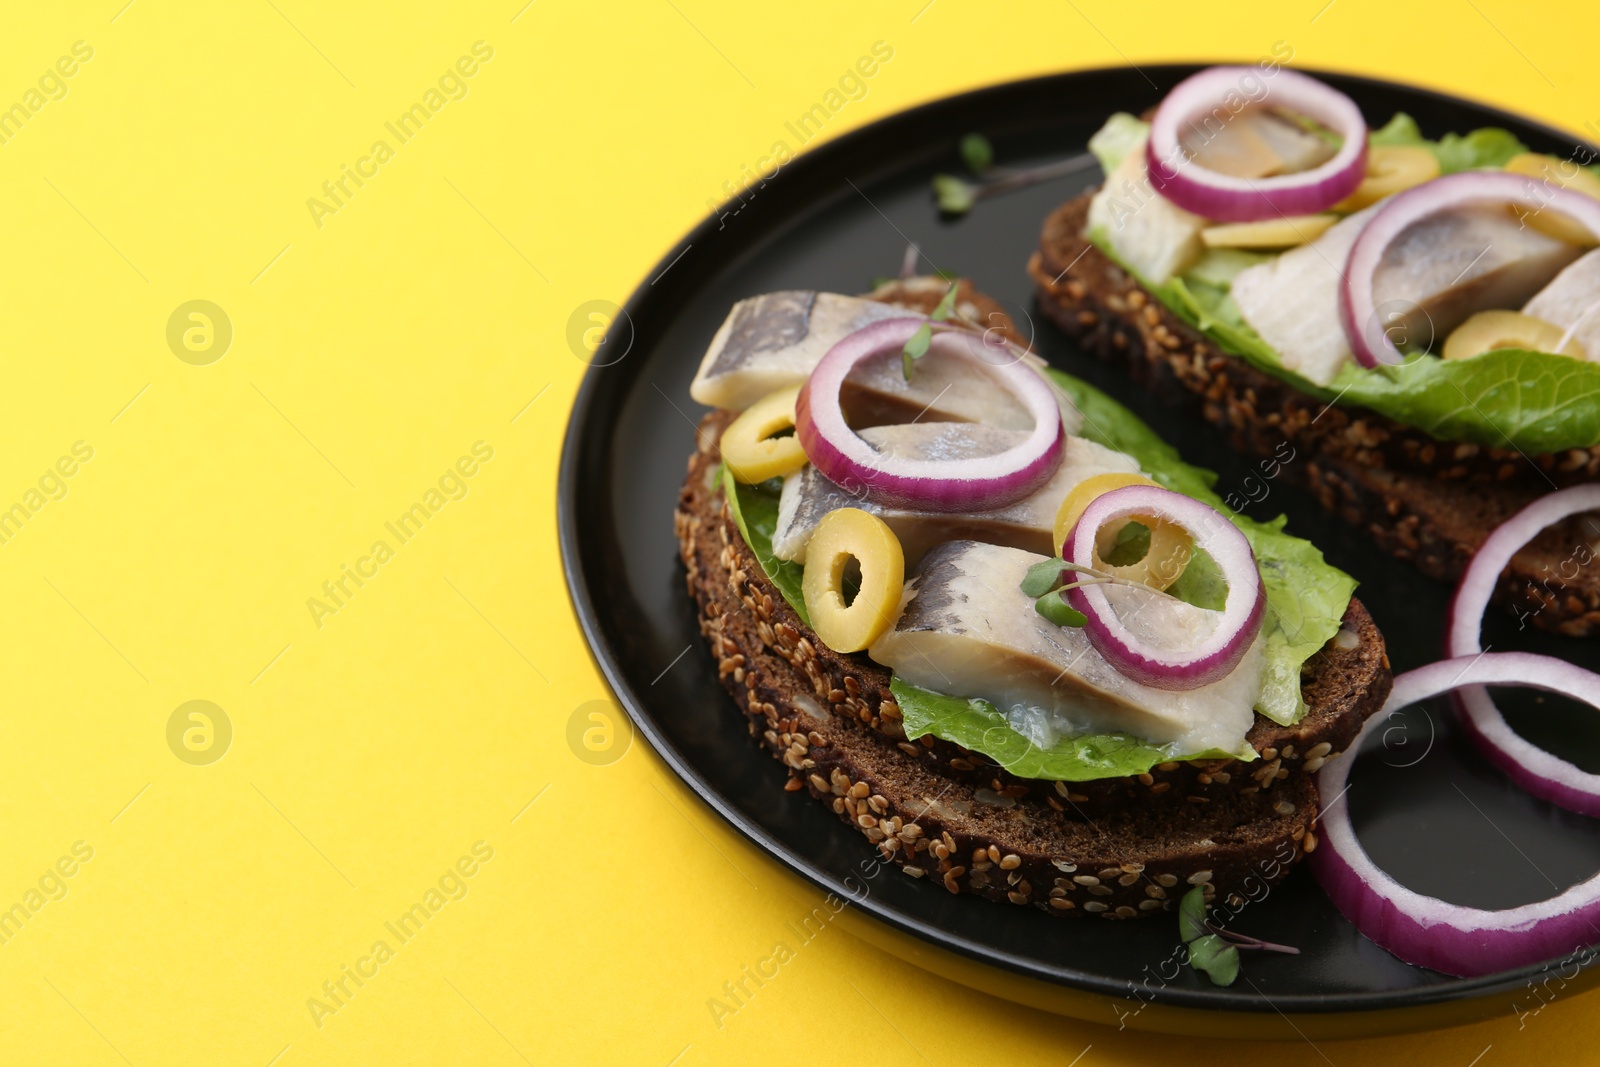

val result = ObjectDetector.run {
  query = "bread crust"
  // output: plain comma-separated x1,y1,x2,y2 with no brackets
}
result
676,430,1321,917
1032,192,1600,637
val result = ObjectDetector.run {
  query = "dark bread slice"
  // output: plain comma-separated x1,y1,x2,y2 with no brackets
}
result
1031,191,1600,638
677,430,1320,917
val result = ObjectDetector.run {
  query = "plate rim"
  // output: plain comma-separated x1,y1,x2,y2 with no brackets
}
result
557,61,1600,1019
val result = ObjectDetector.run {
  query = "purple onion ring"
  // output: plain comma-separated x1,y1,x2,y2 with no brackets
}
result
1062,484,1265,690
1312,652,1600,976
1145,66,1368,222
795,319,1064,513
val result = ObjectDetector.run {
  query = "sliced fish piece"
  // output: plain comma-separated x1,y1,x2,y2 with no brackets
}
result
1250,109,1339,175
688,292,1068,431
1185,107,1336,180
868,541,1264,754
690,292,905,410
1087,137,1207,285
840,347,1036,431
1230,206,1376,386
1372,205,1585,347
771,427,1141,565
1524,248,1600,359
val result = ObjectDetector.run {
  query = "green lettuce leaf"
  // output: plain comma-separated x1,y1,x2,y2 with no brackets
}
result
720,464,809,627
1135,255,1600,453
890,677,1251,783
1328,349,1600,452
1047,369,1355,726
1088,110,1149,175
1367,111,1528,172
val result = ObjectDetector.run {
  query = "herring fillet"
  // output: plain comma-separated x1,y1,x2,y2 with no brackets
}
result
1230,207,1375,386
869,541,1263,754
690,292,906,410
1524,247,1600,359
771,427,1141,564
1371,205,1584,345
1087,137,1207,285
688,291,1071,431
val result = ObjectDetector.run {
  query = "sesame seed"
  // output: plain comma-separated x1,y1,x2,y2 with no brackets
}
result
1083,901,1108,913
1187,870,1213,885
999,854,1022,870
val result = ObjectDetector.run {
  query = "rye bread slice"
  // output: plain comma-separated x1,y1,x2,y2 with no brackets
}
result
676,432,1320,917
1031,191,1600,637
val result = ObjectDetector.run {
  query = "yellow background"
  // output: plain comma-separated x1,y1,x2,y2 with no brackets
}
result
1,0,1595,1062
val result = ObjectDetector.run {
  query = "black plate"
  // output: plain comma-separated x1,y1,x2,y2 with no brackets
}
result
559,65,1600,1036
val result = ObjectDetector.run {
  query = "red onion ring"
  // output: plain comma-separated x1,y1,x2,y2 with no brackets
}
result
1312,653,1600,977
795,319,1065,512
1145,66,1368,222
1445,485,1600,814
1062,485,1265,690
1341,171,1600,367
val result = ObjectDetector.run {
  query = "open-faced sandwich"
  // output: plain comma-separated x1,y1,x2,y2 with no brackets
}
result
1029,66,1600,635
675,278,1392,925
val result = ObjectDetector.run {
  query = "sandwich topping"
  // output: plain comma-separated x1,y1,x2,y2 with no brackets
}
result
1085,68,1600,453
693,290,1358,777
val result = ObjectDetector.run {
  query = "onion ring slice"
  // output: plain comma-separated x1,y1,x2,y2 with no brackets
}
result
1446,484,1600,815
1062,484,1264,690
1145,66,1368,222
1312,652,1600,977
795,319,1065,512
